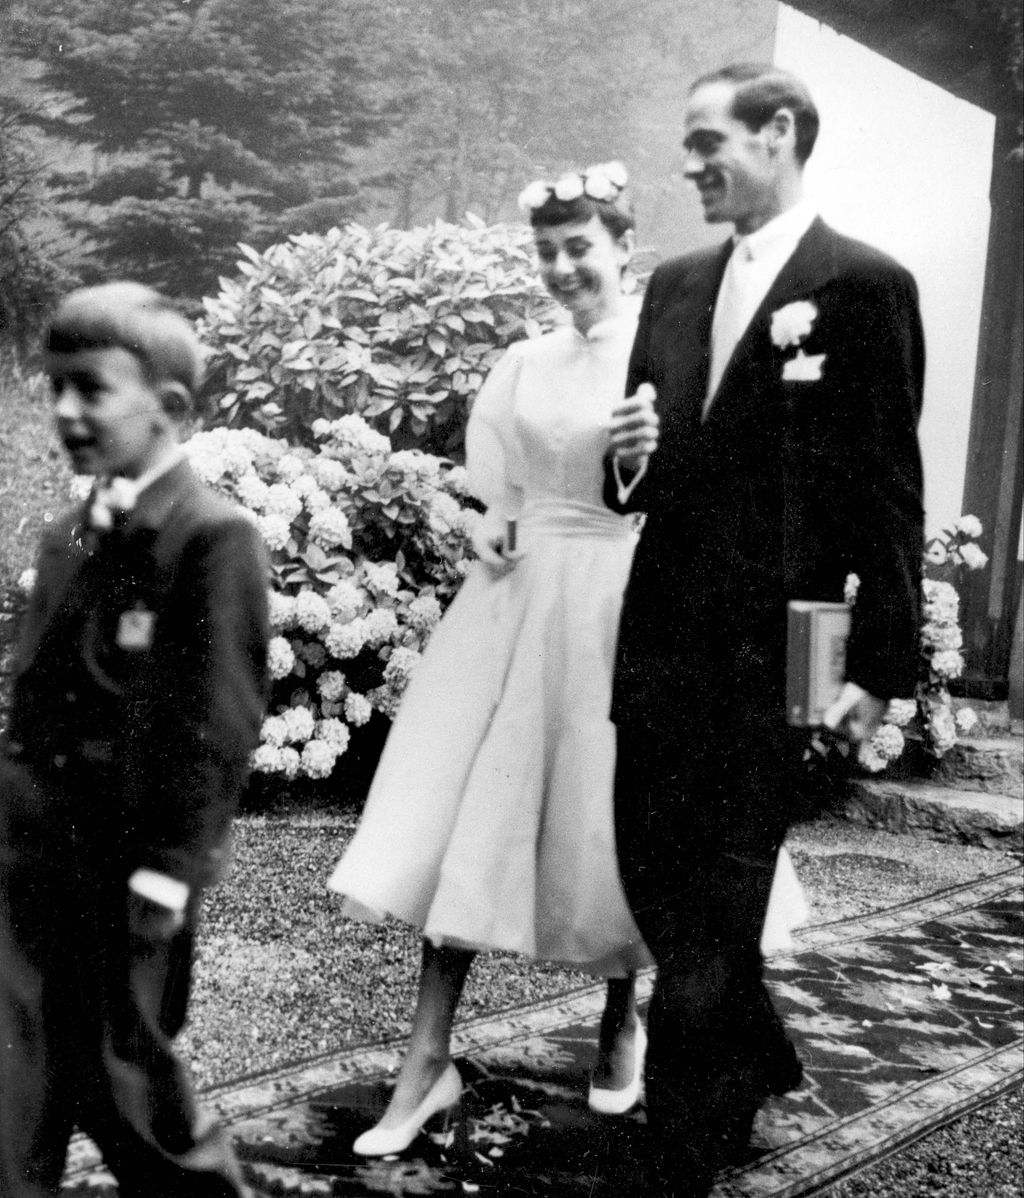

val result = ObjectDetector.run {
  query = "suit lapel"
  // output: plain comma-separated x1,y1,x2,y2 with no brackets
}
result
702,218,837,430
671,241,732,431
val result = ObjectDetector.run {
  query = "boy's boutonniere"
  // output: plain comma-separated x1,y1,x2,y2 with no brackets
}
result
771,300,825,383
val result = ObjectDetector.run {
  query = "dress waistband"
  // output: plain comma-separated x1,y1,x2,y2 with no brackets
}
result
517,498,635,540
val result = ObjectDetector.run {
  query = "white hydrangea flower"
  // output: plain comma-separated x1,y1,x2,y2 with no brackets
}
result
955,706,979,735
278,746,301,779
367,683,401,719
268,590,296,631
276,454,306,483
884,698,917,728
282,704,316,744
954,514,983,538
252,744,284,774
389,449,442,480
308,507,353,550
858,742,889,773
922,622,963,653
17,567,37,595
290,472,319,498
257,513,292,552
408,594,442,632
363,560,400,597
314,414,390,457
264,483,303,523
958,542,988,571
444,465,470,494
930,649,964,680
294,590,332,634
303,486,331,512
325,619,367,659
317,718,352,753
326,580,364,622
267,636,296,680
922,579,959,625
383,645,422,687
363,606,400,646
189,452,226,485
344,692,373,727
928,704,957,755
316,669,347,702
260,714,289,747
871,723,905,762
312,456,348,492
428,491,462,533
236,474,271,511
300,739,337,779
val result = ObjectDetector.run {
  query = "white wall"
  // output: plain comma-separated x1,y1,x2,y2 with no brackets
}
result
774,6,996,536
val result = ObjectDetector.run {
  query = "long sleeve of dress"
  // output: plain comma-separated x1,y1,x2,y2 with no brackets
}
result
465,342,526,516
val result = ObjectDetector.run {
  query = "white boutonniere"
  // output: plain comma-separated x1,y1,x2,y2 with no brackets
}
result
771,300,825,382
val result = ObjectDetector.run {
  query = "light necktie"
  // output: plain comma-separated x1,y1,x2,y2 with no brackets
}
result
705,238,753,417
88,476,138,534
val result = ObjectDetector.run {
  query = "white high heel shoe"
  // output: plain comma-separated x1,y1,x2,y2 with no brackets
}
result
587,1020,647,1116
352,1061,463,1157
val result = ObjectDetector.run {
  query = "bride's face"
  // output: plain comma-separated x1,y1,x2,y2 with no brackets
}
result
533,216,633,331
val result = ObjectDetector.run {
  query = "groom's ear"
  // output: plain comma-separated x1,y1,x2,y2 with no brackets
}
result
766,107,796,156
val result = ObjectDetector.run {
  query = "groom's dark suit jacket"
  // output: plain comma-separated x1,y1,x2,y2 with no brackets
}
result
607,218,925,742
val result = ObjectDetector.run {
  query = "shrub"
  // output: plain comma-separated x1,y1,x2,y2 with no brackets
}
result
198,217,558,458
859,516,989,772
184,420,478,789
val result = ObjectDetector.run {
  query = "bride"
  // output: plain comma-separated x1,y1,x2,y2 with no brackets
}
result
328,161,806,1157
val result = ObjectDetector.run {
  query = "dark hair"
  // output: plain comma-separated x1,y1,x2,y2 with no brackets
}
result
691,63,820,165
529,191,635,240
45,281,204,395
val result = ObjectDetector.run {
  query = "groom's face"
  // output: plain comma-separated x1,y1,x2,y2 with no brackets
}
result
682,81,780,234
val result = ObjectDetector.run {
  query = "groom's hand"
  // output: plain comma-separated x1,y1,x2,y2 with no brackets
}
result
824,681,887,750
610,383,659,469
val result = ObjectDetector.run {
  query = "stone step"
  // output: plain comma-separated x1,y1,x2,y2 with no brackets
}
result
932,736,1023,797
844,777,1023,851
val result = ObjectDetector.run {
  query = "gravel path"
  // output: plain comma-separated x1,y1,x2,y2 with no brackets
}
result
178,811,1022,1195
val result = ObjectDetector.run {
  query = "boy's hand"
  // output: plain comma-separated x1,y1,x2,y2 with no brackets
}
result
128,891,186,941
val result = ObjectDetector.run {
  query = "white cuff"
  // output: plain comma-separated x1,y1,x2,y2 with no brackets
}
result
128,869,190,913
612,455,648,505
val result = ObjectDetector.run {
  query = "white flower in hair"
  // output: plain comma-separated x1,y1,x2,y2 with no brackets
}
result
553,173,585,201
517,179,552,213
583,169,616,201
601,160,628,188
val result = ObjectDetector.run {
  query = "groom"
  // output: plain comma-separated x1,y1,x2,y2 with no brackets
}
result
605,63,924,1195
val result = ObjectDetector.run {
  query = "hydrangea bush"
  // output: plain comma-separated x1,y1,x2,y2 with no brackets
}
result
198,217,557,457
860,515,989,772
183,419,478,786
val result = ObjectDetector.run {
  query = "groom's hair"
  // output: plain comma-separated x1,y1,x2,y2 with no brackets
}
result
692,63,820,165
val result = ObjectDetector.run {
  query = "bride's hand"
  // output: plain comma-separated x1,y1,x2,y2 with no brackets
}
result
472,512,524,577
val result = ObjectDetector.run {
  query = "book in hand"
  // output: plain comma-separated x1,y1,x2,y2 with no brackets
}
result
786,600,851,727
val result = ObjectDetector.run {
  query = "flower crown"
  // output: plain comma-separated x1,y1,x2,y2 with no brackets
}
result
517,161,628,214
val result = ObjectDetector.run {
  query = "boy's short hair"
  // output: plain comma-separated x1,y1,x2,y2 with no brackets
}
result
45,282,204,396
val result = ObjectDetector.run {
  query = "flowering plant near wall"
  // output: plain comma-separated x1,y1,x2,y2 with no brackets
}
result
182,419,478,783
198,218,557,458
859,516,989,772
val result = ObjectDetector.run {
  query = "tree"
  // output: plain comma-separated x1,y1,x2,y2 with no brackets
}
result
0,100,75,349
7,0,394,299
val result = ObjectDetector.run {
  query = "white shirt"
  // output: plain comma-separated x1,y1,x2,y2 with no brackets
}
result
705,198,818,415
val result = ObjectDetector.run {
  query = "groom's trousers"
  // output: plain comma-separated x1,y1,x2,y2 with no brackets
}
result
613,701,808,1196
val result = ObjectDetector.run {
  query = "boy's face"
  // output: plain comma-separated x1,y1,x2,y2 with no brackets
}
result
46,346,170,479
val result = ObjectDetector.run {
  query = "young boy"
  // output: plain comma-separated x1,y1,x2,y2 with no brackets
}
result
0,282,269,1197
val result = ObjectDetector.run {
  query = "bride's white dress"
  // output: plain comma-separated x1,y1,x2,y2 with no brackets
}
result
328,304,807,971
